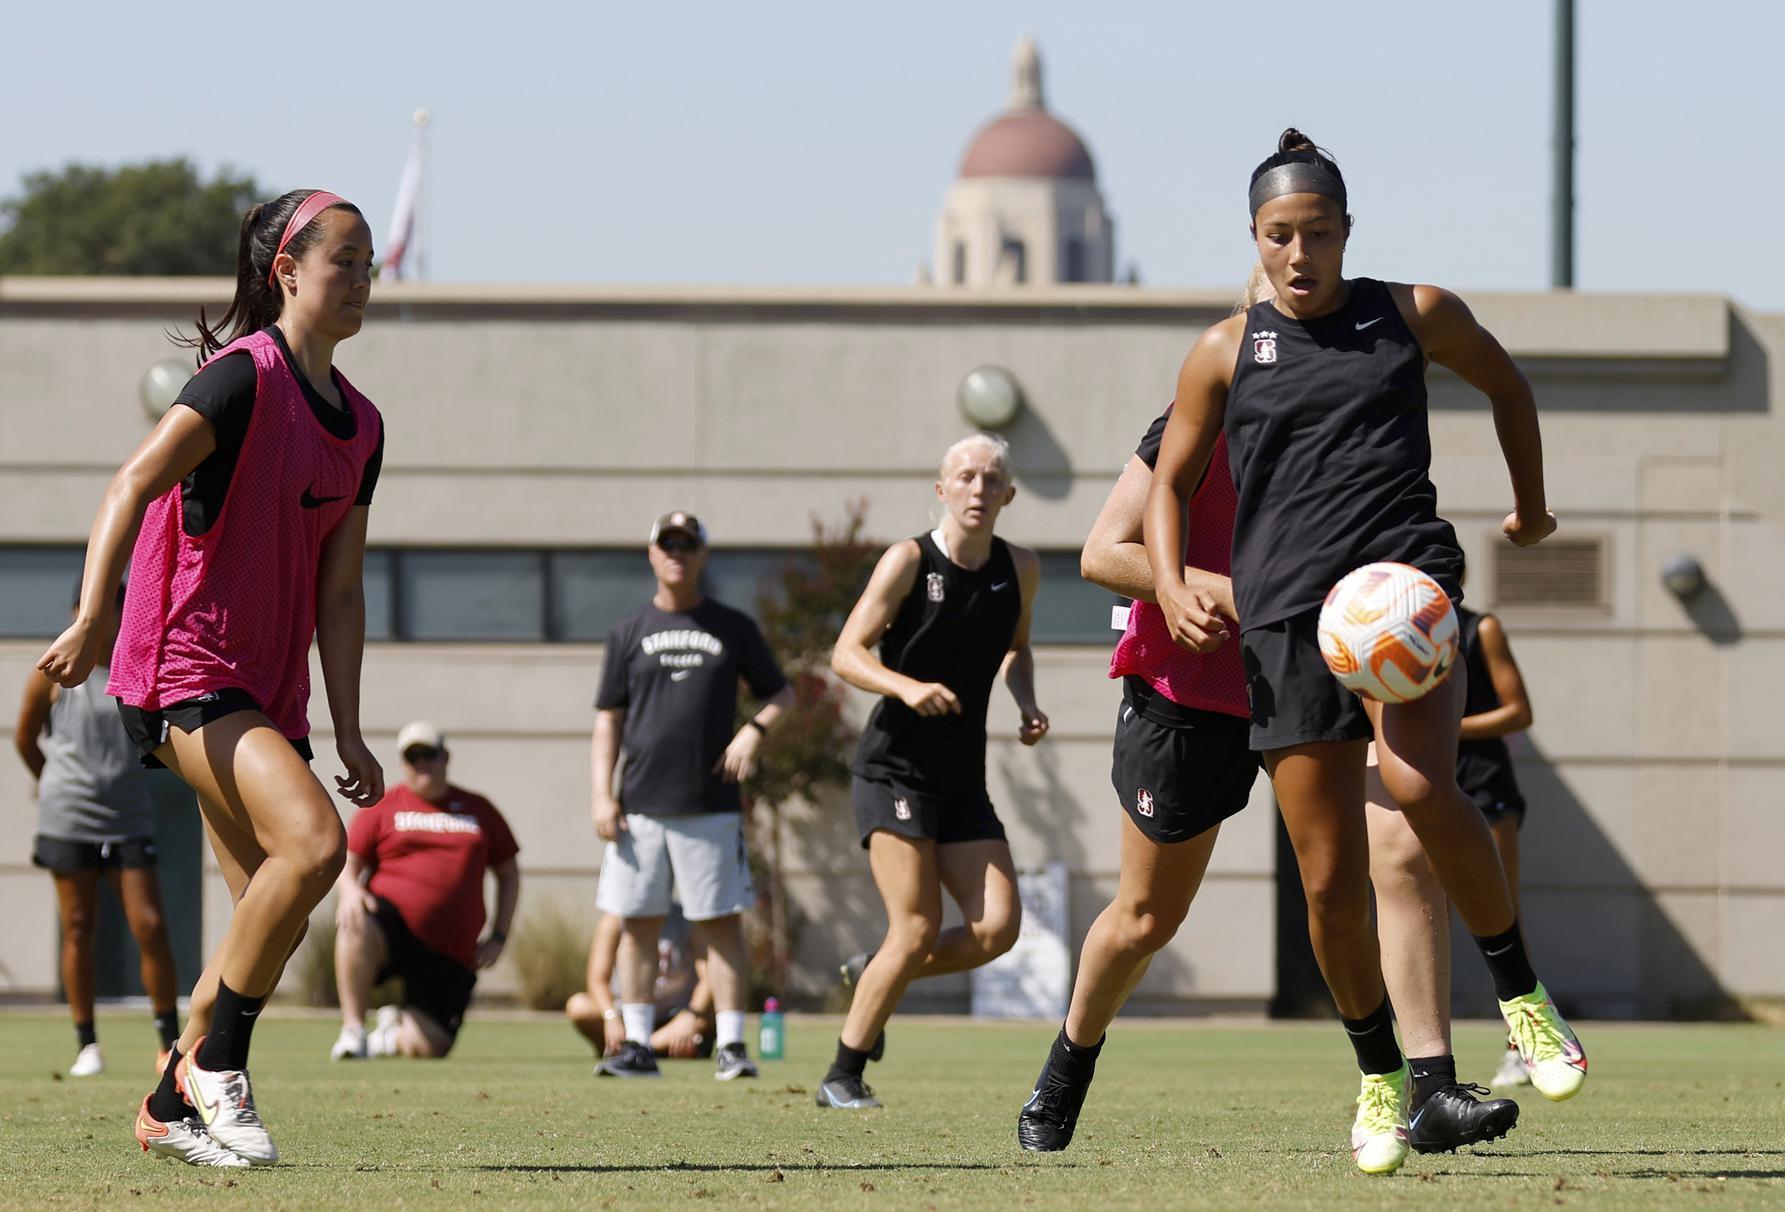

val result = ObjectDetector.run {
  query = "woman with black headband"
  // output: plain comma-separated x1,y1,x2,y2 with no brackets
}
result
1143,129,1584,1175
38,188,385,1168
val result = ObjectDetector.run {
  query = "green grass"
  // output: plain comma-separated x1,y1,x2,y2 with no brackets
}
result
1,1012,1781,1210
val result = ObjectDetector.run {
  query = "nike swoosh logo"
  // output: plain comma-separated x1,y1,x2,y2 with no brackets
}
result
300,486,346,509
1355,317,1385,331
670,670,692,682
1483,942,1515,956
991,581,1010,591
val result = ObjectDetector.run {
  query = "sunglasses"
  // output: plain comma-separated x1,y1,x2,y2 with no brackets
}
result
656,536,703,555
403,745,443,764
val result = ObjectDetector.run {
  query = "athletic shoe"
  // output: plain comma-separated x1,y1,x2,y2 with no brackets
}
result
1017,1054,1093,1152
868,1030,885,1063
330,1024,368,1061
714,1042,759,1081
838,951,874,987
69,1043,104,1077
595,1039,663,1078
815,1073,881,1110
1499,982,1587,1101
367,1004,402,1058
1350,1064,1411,1175
177,1041,278,1166
1408,1082,1520,1154
1492,1042,1530,1089
134,1095,249,1168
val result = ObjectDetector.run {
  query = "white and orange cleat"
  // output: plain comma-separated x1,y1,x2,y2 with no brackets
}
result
135,1094,249,1168
177,1038,278,1165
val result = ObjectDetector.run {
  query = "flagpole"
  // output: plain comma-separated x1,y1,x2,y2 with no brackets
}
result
412,108,430,282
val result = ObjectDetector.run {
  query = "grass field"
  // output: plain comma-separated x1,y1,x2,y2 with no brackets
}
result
2,1011,1781,1210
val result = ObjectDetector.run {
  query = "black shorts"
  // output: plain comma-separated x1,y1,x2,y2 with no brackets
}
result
1110,679,1259,844
1474,796,1528,829
851,776,1007,850
117,688,314,770
32,834,158,874
371,897,476,1048
1241,608,1372,751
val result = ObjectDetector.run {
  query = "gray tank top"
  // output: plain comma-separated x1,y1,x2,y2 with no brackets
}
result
36,670,152,842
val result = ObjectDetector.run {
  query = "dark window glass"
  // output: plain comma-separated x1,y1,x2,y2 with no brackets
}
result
704,548,814,616
1002,238,1027,285
363,549,395,641
0,547,85,638
1063,238,1086,283
1029,550,1122,645
398,550,546,641
549,550,657,642
952,240,967,284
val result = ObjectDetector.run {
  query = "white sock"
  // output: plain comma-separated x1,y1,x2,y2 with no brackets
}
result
716,1010,746,1049
367,1024,396,1057
621,1003,655,1044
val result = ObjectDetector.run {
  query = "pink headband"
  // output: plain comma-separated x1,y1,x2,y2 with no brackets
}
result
266,190,348,288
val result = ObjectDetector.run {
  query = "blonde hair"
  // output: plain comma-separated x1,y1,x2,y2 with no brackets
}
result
938,432,1014,480
1233,260,1273,315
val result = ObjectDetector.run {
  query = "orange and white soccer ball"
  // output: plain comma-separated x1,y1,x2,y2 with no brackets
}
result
1316,563,1459,704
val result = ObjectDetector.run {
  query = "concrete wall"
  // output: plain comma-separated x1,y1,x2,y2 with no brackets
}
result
1,280,1778,1018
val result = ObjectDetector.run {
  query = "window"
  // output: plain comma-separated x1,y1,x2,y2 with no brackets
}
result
363,549,395,641
549,550,657,642
398,550,547,641
1063,237,1086,283
1001,238,1027,285
0,546,84,637
952,240,967,285
1030,550,1124,645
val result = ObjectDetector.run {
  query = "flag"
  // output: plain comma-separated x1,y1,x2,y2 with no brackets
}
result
383,133,422,280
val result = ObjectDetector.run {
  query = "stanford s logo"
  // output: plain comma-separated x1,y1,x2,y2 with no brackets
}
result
1252,331,1279,364
926,572,945,603
1135,788,1154,818
894,797,912,821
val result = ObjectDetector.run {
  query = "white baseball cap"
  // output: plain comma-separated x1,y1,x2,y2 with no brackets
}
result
396,721,447,755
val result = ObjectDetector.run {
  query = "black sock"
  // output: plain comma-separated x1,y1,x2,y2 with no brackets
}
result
75,1020,97,1049
154,1010,180,1050
825,1040,870,1082
1408,1053,1457,1110
197,980,266,1072
1051,1026,1104,1082
1474,920,1539,1003
1340,998,1403,1076
147,1046,187,1123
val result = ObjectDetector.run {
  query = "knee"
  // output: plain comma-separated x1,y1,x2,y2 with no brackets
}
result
292,835,348,899
978,906,1022,959
62,904,96,943
883,915,941,962
1115,901,1186,956
129,906,168,946
1302,868,1371,927
1379,764,1444,815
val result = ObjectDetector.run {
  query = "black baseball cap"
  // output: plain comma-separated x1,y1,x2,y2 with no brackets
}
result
649,511,707,547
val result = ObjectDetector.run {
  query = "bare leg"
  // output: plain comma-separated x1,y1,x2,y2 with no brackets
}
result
914,840,1021,978
566,912,625,1054
1065,813,1219,1047
390,1007,454,1058
51,871,100,1031
616,916,665,1015
689,913,747,1016
1265,739,1384,1019
335,911,388,1030
1366,772,1450,1059
839,831,941,1053
110,866,180,1017
1491,815,1521,918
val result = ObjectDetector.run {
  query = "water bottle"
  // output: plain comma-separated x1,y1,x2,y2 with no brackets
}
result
758,997,784,1060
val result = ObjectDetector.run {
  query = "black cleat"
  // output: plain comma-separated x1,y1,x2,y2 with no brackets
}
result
714,1042,759,1081
595,1039,663,1078
868,1030,885,1063
815,1073,881,1109
1408,1082,1520,1153
1017,1054,1093,1152
839,951,874,987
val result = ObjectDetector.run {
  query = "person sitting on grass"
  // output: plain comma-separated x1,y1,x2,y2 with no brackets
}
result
567,907,716,1060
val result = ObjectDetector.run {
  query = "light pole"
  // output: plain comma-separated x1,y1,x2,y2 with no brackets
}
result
1552,0,1575,289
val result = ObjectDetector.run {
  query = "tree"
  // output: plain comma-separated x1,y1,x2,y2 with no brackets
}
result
0,160,262,275
742,501,882,999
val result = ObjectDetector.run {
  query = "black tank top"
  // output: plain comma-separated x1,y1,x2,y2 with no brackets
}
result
851,533,1022,796
1454,606,1524,808
1224,277,1463,630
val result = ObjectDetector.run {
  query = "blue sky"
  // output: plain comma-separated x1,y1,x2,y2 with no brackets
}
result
4,0,1778,307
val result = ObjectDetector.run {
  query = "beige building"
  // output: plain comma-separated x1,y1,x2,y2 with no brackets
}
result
1,277,1781,1021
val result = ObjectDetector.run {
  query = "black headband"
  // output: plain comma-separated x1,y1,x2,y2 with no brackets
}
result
1248,160,1347,217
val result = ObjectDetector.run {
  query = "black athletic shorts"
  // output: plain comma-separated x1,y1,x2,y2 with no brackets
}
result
851,776,1007,850
371,897,476,1048
32,834,158,874
1474,796,1528,829
117,687,314,769
1241,608,1372,751
1111,678,1259,844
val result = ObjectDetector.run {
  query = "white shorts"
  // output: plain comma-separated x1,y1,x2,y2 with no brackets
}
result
595,812,754,922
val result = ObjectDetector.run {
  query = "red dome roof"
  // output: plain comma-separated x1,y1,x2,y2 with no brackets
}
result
959,110,1095,181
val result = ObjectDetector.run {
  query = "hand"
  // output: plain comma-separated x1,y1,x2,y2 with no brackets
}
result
652,1008,711,1059
36,619,100,688
1018,707,1050,747
474,935,506,970
334,735,384,806
898,680,961,717
594,794,627,842
715,725,763,783
602,1011,628,1056
1158,582,1231,652
1502,508,1557,547
334,883,378,935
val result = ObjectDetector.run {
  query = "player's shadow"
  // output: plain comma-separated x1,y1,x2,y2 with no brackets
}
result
474,1162,1014,1174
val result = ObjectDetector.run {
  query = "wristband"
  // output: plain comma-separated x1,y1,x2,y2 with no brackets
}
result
602,1007,620,1022
488,931,507,944
746,717,767,735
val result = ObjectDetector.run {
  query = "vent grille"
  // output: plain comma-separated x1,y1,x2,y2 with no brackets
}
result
1492,537,1607,609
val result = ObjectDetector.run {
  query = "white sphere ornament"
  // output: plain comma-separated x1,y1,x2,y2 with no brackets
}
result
139,358,190,420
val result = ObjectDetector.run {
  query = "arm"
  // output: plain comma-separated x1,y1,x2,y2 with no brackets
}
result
584,912,627,1054
1402,283,1555,548
13,670,55,780
1144,321,1242,651
1459,615,1534,740
38,408,217,686
315,505,383,806
592,707,627,841
1001,545,1049,746
830,540,960,715
334,847,379,934
1081,454,1237,617
476,858,521,970
718,682,795,783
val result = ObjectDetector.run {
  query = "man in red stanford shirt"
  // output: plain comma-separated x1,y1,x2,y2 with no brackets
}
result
330,722,521,1059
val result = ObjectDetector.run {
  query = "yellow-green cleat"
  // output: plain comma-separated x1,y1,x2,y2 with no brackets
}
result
1350,1062,1410,1175
1499,981,1587,1101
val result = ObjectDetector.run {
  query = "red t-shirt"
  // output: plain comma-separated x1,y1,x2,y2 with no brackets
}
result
346,784,519,969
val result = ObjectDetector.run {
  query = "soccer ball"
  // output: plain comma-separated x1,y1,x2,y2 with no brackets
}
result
1316,563,1458,704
